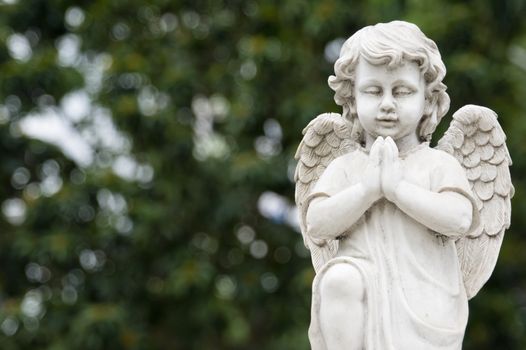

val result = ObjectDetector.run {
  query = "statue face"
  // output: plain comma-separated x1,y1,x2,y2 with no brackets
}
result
354,59,426,145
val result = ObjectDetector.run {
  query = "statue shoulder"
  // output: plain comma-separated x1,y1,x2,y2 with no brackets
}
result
322,149,365,178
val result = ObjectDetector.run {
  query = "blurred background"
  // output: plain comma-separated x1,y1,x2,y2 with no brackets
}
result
0,0,525,349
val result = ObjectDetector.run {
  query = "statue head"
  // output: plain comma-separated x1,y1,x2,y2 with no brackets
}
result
328,20,450,143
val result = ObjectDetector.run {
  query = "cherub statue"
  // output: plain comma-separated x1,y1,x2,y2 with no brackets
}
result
294,21,513,349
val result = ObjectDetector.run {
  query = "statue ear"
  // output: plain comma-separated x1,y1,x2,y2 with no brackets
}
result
418,93,439,140
424,94,436,116
342,101,364,145
348,99,357,119
343,100,356,121
418,110,438,141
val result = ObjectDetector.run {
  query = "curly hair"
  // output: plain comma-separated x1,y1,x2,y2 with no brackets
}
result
328,21,450,143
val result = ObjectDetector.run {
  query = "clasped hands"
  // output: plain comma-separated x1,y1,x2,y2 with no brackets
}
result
362,136,403,203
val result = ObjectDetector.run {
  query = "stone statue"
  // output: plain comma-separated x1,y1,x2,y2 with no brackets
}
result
294,21,513,349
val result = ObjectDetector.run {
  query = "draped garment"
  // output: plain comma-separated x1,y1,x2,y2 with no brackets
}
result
307,144,479,349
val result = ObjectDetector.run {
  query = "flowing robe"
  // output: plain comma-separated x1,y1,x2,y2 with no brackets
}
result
307,144,480,349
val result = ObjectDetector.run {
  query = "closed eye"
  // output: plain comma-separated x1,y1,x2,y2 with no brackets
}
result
393,86,415,97
361,86,382,95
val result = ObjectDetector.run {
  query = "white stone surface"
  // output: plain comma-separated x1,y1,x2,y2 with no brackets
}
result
294,20,513,349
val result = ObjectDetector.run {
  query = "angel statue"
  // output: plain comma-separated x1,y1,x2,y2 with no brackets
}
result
294,20,513,349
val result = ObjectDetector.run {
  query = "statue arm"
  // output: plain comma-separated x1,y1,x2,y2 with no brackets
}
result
306,137,385,241
391,181,473,237
306,182,378,241
381,138,473,237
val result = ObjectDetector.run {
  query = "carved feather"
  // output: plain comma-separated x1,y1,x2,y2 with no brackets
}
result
314,142,333,157
489,146,507,165
340,139,355,152
504,196,512,226
479,143,495,161
439,141,454,155
297,162,317,184
478,112,495,132
320,155,332,167
463,151,480,168
449,127,465,148
300,148,319,168
479,163,497,182
333,122,352,140
461,138,476,155
474,131,491,146
294,112,357,273
495,163,513,196
303,128,323,147
462,123,478,137
480,197,506,237
474,180,494,200
473,195,484,211
457,234,503,298
315,165,327,178
466,166,481,181
436,104,513,299
490,126,505,146
325,132,342,148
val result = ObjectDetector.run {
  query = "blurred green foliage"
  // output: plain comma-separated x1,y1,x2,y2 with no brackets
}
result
0,0,524,349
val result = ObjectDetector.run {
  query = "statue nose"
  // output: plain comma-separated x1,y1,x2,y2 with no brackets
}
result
380,93,396,113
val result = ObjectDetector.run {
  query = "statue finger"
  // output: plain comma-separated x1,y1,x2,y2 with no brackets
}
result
386,137,399,158
384,138,394,164
370,139,383,165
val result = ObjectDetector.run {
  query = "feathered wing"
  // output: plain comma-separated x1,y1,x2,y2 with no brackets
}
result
294,113,356,273
436,105,514,299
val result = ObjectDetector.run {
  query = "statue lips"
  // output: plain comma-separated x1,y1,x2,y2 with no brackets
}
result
376,114,398,128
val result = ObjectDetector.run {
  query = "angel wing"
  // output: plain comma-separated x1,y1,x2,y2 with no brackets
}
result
436,105,514,299
294,113,356,272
